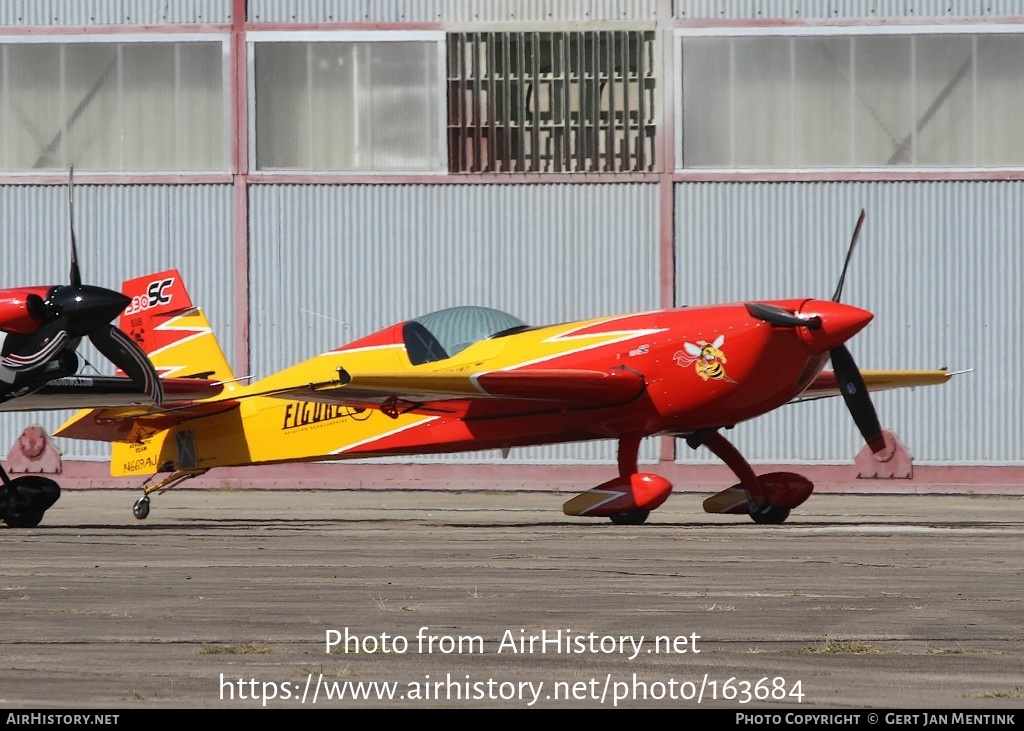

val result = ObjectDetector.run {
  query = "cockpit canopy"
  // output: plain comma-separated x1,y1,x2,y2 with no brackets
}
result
402,306,528,365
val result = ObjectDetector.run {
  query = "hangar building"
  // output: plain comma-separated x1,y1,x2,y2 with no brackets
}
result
0,0,1019,491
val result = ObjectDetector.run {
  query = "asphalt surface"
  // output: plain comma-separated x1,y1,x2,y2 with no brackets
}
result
0,488,1021,710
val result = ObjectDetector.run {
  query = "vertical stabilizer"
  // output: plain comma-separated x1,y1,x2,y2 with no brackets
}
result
119,270,235,384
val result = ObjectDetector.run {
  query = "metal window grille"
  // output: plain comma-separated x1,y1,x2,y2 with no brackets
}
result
447,31,656,173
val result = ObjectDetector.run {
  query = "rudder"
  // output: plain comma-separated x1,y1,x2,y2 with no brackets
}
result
120,269,235,384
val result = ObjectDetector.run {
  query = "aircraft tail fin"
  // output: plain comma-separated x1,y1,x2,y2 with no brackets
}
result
119,270,236,384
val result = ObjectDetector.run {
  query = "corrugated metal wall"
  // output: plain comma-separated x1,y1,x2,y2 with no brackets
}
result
248,0,659,24
0,184,235,460
0,0,1014,28
674,1,1024,19
1,1,1020,469
246,0,1024,24
0,0,231,25
244,0,1019,24
675,181,1022,465
248,183,661,464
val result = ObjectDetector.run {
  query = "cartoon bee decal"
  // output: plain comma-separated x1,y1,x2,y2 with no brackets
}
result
674,335,734,382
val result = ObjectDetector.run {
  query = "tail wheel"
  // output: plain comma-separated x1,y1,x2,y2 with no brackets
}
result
133,496,151,520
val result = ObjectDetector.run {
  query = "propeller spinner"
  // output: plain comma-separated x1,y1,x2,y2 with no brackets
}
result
0,168,163,404
745,209,885,454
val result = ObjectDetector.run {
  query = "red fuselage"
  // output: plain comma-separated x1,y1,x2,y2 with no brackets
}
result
330,298,873,455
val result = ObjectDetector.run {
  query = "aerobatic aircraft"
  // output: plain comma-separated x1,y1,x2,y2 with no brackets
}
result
0,170,220,527
58,212,951,526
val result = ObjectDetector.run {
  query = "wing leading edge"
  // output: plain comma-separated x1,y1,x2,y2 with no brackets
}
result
55,367,952,443
267,366,951,414
797,369,955,403
267,367,647,415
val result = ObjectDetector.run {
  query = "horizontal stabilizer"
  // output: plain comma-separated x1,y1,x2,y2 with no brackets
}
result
54,378,231,442
2,375,220,413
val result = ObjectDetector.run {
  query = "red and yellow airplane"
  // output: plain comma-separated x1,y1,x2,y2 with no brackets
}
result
57,215,951,525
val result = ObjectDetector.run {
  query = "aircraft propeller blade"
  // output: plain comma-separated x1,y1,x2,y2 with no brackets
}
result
67,165,82,289
830,343,885,454
832,209,866,303
89,324,164,405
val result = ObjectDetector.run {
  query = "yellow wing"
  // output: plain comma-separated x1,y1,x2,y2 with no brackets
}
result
795,368,958,403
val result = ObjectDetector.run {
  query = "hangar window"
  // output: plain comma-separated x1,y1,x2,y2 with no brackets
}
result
0,38,227,173
447,31,657,173
251,32,446,173
678,29,1024,170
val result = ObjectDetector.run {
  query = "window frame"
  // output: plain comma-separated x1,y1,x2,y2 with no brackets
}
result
674,23,1024,175
246,30,448,176
446,29,658,175
0,32,232,176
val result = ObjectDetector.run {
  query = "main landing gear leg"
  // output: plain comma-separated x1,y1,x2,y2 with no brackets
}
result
562,434,673,523
689,430,808,525
133,468,209,520
691,430,767,506
608,433,650,526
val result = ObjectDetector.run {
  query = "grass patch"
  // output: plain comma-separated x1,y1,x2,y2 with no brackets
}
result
796,637,884,655
198,643,272,655
969,687,1022,699
300,665,355,679
926,645,991,655
123,691,161,701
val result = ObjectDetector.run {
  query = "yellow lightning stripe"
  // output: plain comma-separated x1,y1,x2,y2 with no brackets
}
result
320,343,404,357
329,415,439,455
144,308,215,378
472,315,666,384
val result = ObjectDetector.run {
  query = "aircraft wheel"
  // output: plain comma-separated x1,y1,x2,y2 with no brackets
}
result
133,496,151,520
750,504,790,525
5,510,44,528
1,476,60,528
609,508,650,525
